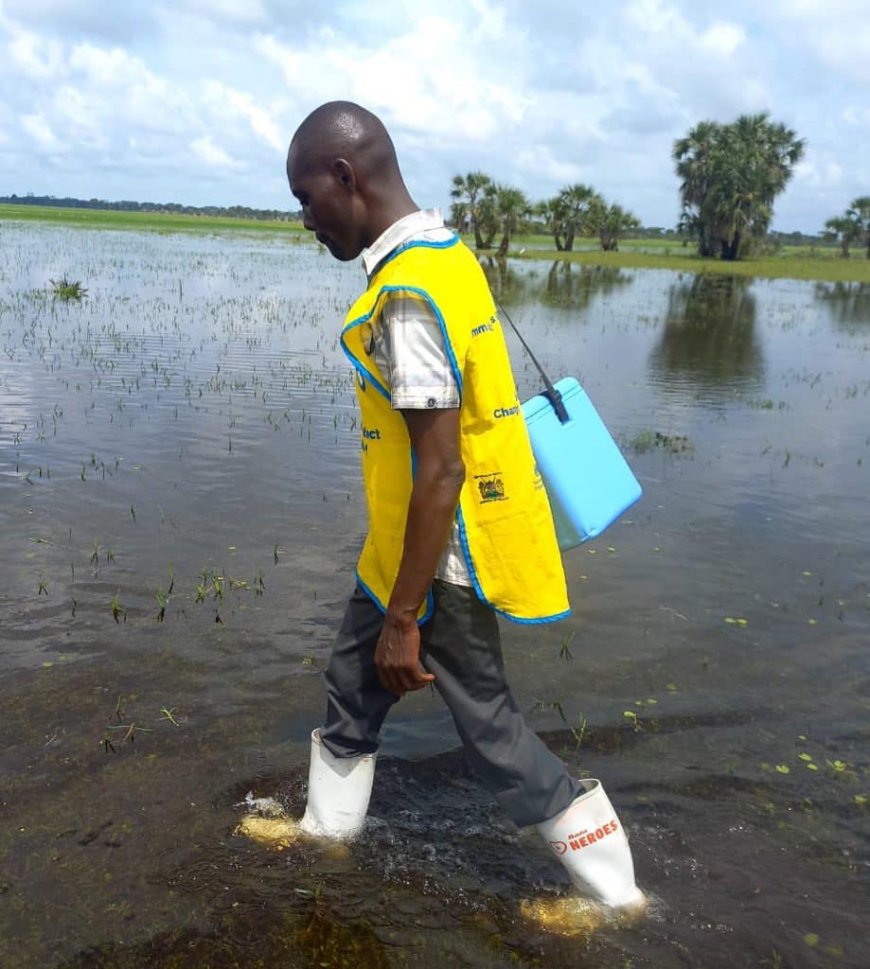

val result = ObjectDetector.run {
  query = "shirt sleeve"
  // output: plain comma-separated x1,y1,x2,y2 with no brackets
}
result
380,293,461,410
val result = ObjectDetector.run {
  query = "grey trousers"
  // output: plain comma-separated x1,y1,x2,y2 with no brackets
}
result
320,580,581,828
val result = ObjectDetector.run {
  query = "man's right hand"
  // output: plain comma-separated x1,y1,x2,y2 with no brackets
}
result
374,610,436,697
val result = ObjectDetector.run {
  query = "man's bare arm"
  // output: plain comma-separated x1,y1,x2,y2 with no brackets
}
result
373,407,465,696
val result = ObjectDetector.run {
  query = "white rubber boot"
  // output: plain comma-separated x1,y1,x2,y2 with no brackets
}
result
299,729,376,839
537,778,644,909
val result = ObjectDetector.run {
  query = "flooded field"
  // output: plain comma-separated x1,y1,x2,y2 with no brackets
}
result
1,222,868,968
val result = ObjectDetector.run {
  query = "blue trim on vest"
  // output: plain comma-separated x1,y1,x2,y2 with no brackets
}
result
455,505,571,625
341,314,391,402
355,570,435,626
367,234,460,284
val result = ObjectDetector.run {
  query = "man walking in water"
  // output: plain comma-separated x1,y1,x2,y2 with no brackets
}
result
285,101,642,910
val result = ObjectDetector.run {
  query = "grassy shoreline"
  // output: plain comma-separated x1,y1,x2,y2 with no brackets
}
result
514,247,870,283
0,203,305,236
3,204,868,283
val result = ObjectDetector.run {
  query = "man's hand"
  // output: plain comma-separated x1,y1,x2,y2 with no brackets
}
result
374,610,436,697
377,406,462,697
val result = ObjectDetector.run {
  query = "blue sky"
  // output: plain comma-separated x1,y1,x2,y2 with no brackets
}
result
1,0,867,232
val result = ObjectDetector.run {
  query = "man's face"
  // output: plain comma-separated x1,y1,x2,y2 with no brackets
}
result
287,146,364,262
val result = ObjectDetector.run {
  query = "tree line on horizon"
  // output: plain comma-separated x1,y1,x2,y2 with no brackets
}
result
0,193,293,222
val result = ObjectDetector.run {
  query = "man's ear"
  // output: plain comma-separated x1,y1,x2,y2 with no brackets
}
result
332,158,356,192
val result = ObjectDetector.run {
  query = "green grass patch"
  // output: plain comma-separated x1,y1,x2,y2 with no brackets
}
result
49,277,88,301
0,203,308,238
514,246,870,284
468,232,870,283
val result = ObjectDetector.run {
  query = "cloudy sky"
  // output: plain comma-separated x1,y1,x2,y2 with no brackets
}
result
1,0,867,232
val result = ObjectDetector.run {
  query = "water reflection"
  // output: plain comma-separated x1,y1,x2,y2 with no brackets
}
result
814,281,870,330
649,274,764,394
480,255,531,306
542,261,633,310
481,257,633,314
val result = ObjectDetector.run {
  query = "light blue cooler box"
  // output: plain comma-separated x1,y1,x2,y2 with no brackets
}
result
521,376,642,551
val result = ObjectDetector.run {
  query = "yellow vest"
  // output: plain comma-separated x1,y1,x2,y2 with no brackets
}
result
341,236,570,624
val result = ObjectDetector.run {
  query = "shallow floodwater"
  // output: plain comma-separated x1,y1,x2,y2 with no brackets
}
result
1,224,868,968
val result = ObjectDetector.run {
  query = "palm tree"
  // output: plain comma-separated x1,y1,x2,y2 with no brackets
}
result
450,171,495,250
673,120,721,257
546,184,599,251
493,186,530,258
588,201,641,251
673,114,804,261
848,196,870,258
824,215,861,258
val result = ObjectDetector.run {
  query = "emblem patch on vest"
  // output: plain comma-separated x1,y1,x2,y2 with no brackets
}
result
475,473,506,503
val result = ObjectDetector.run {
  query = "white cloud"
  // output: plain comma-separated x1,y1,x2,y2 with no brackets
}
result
190,135,245,171
842,105,870,126
794,158,844,189
21,113,61,151
68,42,144,85
514,145,586,186
8,25,64,79
759,0,870,83
699,22,745,57
172,0,270,25
256,11,530,142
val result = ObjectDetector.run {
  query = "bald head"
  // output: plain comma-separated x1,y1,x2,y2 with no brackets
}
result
286,101,418,261
289,101,400,182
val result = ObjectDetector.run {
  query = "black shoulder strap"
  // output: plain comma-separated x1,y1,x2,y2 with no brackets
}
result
498,303,569,424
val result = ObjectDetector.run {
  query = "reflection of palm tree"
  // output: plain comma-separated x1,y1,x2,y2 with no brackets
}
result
544,261,632,310
650,274,764,390
480,256,529,306
813,282,870,331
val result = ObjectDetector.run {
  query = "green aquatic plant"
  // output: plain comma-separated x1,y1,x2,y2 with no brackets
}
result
110,590,126,623
627,429,693,455
154,569,174,622
155,589,167,622
160,706,180,726
570,715,588,748
49,277,88,301
102,694,150,752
